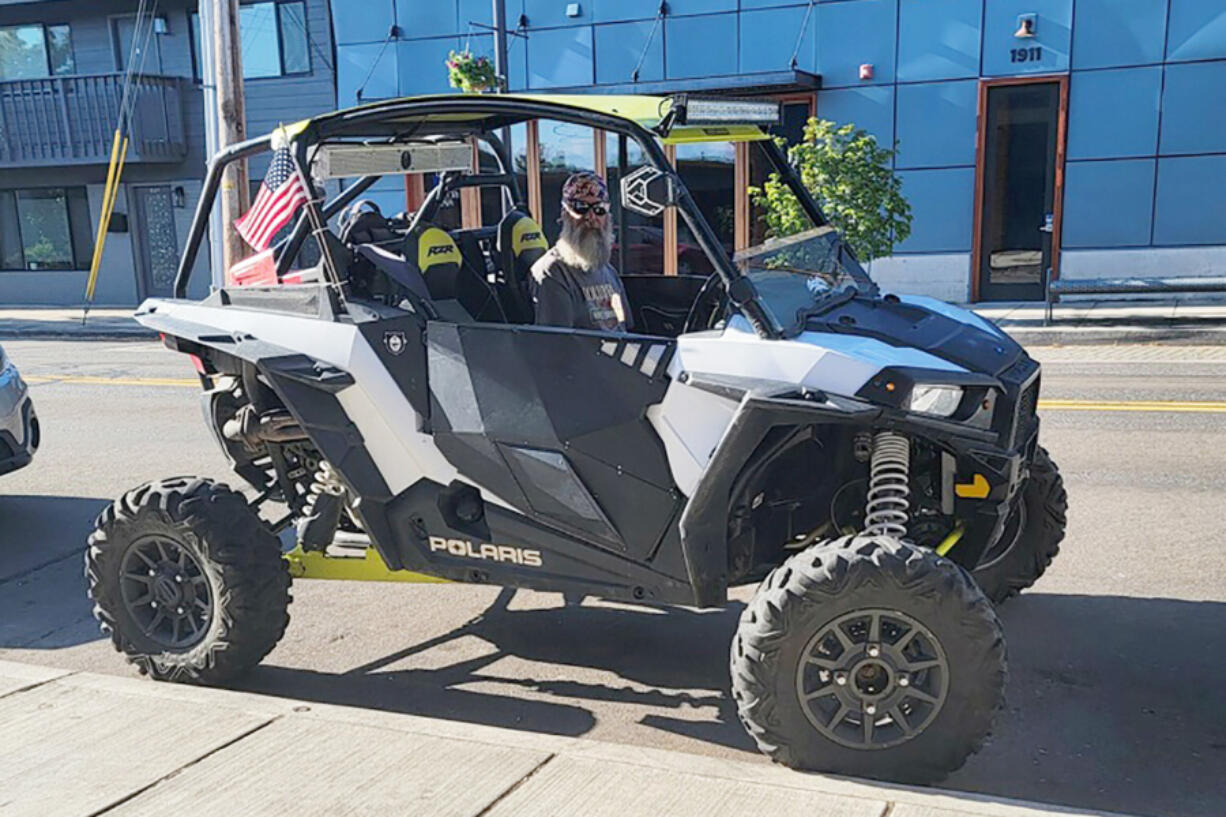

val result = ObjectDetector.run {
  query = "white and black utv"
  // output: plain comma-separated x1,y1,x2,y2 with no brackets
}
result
87,94,1066,784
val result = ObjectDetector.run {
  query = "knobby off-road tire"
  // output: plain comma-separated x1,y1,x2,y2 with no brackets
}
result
731,534,1006,784
86,477,291,683
973,446,1067,605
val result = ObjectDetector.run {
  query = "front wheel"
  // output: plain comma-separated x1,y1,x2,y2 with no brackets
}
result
972,446,1067,605
731,534,1006,784
86,477,291,683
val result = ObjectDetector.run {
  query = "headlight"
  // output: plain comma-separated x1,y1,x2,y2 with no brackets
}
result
907,384,963,417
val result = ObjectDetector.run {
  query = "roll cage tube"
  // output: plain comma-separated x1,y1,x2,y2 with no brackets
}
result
301,96,780,337
174,134,272,298
174,96,778,338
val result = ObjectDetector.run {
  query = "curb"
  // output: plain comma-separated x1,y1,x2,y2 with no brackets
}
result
0,324,155,341
999,325,1226,347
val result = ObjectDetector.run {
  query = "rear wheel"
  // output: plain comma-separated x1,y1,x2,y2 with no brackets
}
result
972,446,1067,604
86,477,291,683
731,534,1005,784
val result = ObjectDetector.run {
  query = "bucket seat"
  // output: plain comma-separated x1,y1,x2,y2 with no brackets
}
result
495,210,549,323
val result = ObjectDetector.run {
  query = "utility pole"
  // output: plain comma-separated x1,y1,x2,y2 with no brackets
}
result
492,0,509,93
212,0,249,273
492,0,511,214
197,0,224,289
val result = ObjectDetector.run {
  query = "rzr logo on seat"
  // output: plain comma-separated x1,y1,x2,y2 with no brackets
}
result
521,231,541,243
426,245,455,257
428,536,543,567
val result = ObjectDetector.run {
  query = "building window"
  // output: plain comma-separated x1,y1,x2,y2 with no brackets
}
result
538,120,596,244
190,1,310,81
0,24,75,80
0,187,92,271
675,141,735,274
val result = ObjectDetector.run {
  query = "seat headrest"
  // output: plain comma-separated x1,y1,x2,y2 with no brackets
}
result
498,211,548,260
404,224,463,274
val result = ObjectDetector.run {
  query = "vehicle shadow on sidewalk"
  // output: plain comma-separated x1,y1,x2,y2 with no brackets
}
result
239,587,752,748
0,495,108,650
248,589,1225,817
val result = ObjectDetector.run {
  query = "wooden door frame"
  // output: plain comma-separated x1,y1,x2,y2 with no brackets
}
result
969,74,1068,303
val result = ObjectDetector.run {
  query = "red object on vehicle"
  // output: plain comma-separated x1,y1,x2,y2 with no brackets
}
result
229,248,277,287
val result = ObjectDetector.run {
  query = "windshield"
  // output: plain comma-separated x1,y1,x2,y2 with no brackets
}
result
735,226,875,333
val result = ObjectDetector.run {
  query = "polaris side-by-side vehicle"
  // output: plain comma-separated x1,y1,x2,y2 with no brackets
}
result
87,94,1066,783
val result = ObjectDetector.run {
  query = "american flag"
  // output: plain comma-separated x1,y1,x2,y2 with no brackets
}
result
234,147,310,251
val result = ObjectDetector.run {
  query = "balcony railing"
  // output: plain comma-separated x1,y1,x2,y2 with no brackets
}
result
0,73,187,168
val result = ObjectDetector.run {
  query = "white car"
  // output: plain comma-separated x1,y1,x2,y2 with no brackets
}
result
0,343,38,476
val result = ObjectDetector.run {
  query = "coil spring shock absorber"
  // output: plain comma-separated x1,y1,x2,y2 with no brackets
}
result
297,461,345,551
864,431,911,539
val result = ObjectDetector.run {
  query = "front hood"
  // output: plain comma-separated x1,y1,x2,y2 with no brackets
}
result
797,292,1024,377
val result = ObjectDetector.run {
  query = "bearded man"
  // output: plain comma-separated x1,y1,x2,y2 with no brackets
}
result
529,171,632,332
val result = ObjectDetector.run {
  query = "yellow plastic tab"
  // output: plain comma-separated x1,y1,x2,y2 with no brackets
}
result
284,545,451,583
954,474,991,499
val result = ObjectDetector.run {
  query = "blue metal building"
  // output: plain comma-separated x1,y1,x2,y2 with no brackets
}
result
330,0,1226,302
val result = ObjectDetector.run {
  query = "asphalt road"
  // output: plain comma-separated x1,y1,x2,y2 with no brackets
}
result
2,339,1224,817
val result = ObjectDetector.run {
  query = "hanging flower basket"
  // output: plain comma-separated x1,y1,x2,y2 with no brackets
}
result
447,50,497,94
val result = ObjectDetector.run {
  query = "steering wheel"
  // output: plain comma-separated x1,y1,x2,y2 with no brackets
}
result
682,273,729,334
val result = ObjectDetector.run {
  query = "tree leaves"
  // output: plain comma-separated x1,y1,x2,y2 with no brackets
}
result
748,119,912,262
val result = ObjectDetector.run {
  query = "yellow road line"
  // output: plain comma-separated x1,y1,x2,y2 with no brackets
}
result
1038,399,1226,413
25,374,198,388
23,375,1226,413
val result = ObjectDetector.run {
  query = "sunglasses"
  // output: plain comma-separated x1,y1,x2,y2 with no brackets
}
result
566,200,609,216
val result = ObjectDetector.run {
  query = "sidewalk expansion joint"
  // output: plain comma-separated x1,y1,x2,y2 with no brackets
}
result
0,670,79,701
472,752,557,817
85,714,283,817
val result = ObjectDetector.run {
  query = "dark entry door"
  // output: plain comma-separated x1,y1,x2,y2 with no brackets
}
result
130,185,179,298
976,81,1062,301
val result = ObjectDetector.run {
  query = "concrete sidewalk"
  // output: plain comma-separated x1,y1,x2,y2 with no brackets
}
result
977,298,1226,346
1,659,1122,817
0,308,153,340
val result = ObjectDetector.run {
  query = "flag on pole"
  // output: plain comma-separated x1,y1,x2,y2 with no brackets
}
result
234,146,309,251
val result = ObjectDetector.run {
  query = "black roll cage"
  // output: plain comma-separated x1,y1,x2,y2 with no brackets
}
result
173,95,838,340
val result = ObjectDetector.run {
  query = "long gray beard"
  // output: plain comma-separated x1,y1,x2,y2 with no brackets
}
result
556,217,612,272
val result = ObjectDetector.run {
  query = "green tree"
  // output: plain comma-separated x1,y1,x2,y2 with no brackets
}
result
749,118,911,262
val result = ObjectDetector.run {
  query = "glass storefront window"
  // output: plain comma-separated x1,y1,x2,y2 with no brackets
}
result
606,132,666,277
538,120,595,244
508,122,529,212
675,141,735,275
0,187,91,271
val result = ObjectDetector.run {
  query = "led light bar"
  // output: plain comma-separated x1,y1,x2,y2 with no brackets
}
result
314,142,472,179
672,95,783,126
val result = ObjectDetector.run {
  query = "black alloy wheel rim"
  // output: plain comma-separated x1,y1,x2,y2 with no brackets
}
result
119,535,212,649
795,608,950,750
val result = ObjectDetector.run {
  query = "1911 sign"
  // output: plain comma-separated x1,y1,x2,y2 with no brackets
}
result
1010,46,1043,63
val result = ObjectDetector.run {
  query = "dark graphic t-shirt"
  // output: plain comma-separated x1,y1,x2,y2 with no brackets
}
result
529,249,632,332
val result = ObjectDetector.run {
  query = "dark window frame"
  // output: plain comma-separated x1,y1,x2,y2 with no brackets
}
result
0,21,75,80
188,0,312,84
0,186,93,272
